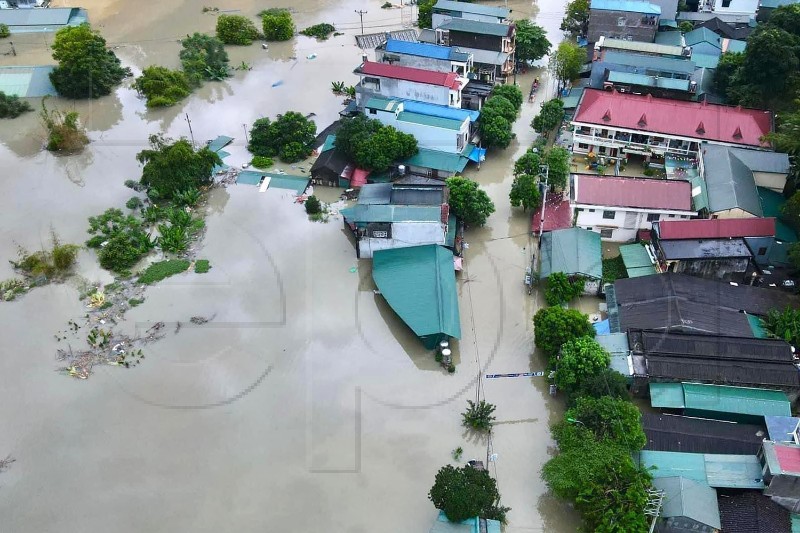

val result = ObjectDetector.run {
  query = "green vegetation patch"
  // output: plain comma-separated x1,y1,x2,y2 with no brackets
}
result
194,259,211,273
300,23,336,40
138,259,191,284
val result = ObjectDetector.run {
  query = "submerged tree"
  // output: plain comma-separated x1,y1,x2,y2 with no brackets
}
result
248,112,317,163
136,135,221,200
133,66,192,108
429,465,510,524
40,98,89,153
179,33,230,85
514,20,551,65
461,400,496,432
509,173,541,211
445,177,496,227
216,14,261,45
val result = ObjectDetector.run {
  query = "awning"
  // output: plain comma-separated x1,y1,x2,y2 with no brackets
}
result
467,146,486,163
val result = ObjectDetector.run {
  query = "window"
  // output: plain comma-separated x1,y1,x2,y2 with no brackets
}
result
369,109,377,115
758,247,768,256
602,210,616,220
578,143,589,149
722,0,732,6
586,227,593,231
647,213,660,222
600,228,614,238
588,209,596,213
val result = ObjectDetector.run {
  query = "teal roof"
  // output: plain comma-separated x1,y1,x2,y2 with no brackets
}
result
726,39,747,53
607,71,691,91
655,29,682,44
397,111,464,130
429,511,502,533
759,187,798,242
235,171,310,193
658,19,678,28
320,134,336,153
595,333,632,377
591,0,661,14
433,0,510,19
692,53,720,69
373,245,461,345
403,148,469,173
340,204,442,223
652,382,792,417
364,96,401,112
0,65,57,98
685,28,722,48
207,135,234,153
747,313,769,338
619,243,656,277
652,477,721,530
760,0,800,7
561,87,584,110
540,227,603,280
640,451,765,489
650,382,686,408
446,213,457,247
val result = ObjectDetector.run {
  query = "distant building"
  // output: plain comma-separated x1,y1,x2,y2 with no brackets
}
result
695,16,753,39
651,477,721,533
697,0,759,17
761,440,800,513
375,39,473,76
571,175,695,242
587,0,661,43
539,227,603,294
435,19,516,83
353,61,467,109
431,0,510,28
589,49,698,100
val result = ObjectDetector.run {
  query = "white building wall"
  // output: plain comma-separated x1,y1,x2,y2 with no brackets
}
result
359,222,445,258
356,76,462,108
712,0,759,15
574,205,693,242
753,171,788,193
368,107,469,154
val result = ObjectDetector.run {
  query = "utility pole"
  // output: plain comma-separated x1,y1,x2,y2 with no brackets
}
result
185,113,196,148
538,163,549,242
242,123,249,145
354,9,368,35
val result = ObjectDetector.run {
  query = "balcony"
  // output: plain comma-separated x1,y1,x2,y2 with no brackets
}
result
571,133,696,156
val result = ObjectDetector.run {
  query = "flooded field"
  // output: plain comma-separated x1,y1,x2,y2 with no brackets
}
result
0,0,581,531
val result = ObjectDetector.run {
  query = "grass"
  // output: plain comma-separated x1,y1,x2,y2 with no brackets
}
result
138,259,190,284
128,298,145,307
602,255,628,284
194,259,211,273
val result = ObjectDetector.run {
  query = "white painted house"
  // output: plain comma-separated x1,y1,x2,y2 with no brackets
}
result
375,39,473,76
698,0,759,16
354,61,466,110
431,0,509,29
364,97,471,155
571,175,696,242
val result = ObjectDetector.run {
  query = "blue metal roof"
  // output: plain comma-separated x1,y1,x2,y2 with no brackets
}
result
402,100,480,123
385,39,470,62
591,0,661,14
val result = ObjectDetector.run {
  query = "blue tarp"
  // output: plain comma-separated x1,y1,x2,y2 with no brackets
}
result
594,319,611,335
467,146,486,163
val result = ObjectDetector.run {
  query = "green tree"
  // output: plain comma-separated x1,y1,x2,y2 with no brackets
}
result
789,242,800,269
334,114,383,161
514,19,551,65
216,14,261,45
300,23,336,40
560,0,589,35
462,400,496,432
553,41,584,86
248,112,317,162
262,9,294,41
514,149,542,176
133,66,192,107
0,91,32,118
769,3,800,35
533,306,594,359
86,208,155,272
482,95,517,123
765,306,800,345
737,27,799,108
555,336,610,394
782,191,800,235
49,23,128,99
510,173,541,211
417,0,436,29
574,368,630,402
544,146,571,191
544,272,584,306
480,114,512,149
136,135,222,200
766,106,800,156
354,125,418,171
562,396,645,450
305,195,322,214
429,465,510,523
179,33,230,85
445,177,496,227
0,23,9,38
678,21,693,33
490,84,524,110
713,52,745,95
532,98,565,133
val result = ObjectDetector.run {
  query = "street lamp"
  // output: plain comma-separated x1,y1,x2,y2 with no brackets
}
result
566,417,586,426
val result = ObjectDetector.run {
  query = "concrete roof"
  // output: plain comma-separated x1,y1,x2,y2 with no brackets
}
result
439,18,514,37
433,0,510,18
591,0,661,14
601,37,685,56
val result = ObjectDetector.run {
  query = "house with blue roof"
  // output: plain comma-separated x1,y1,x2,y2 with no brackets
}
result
588,0,661,42
375,39,473,77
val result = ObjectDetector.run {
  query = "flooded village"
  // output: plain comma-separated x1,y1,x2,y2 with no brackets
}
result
2,0,800,531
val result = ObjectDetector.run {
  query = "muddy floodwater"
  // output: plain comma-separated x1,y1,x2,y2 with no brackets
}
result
0,0,582,531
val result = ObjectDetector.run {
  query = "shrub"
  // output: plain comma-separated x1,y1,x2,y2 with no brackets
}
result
138,259,190,284
216,14,261,45
194,259,211,273
86,208,155,272
40,99,89,153
172,188,202,207
300,23,336,40
133,66,192,107
0,91,32,119
602,254,628,284
137,135,221,200
126,197,143,210
0,24,9,39
157,224,189,253
248,112,316,162
305,195,322,214
124,179,145,192
461,400,496,432
382,1,393,7
128,298,145,307
262,9,294,41
429,465,510,524
14,234,79,279
179,33,230,85
250,156,273,169
544,272,585,306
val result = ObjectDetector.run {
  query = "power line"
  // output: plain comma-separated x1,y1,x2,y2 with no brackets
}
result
354,10,368,35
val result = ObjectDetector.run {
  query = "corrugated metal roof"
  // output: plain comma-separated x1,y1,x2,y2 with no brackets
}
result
601,37,685,56
591,0,661,14
357,61,460,89
341,204,442,223
718,492,792,533
639,450,765,489
403,148,469,173
656,218,776,239
455,46,509,66
765,415,800,443
602,50,696,75
685,28,722,48
690,175,709,212
651,382,686,407
433,0,510,18
763,440,800,475
573,89,773,148
320,134,336,153
575,175,693,211
683,382,791,417
390,186,445,206
0,7,76,26
397,111,464,130
643,413,766,455
385,38,470,62
560,87,584,110
654,31,683,46
759,187,798,243
530,195,572,234
619,243,656,277
728,146,790,174
372,245,461,344
596,332,632,376
693,53,720,69
702,144,763,216
439,18,513,37
0,65,57,98
657,237,752,259
539,227,603,280
724,38,747,53
364,97,402,112
357,183,393,204
652,476,721,530
402,99,480,122
607,71,691,91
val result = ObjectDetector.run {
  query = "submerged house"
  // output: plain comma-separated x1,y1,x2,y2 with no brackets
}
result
431,0,510,29
373,245,461,349
435,19,516,83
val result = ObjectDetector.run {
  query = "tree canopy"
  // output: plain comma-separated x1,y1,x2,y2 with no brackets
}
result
514,149,542,176
555,336,610,394
532,99,565,133
491,84,524,110
136,135,221,200
429,465,509,524
262,9,294,41
133,66,191,108
562,396,645,450
179,33,230,85
445,177,496,227
480,114,513,149
574,368,630,403
533,306,594,360
544,146,571,191
216,14,261,45
514,20,551,64
765,306,800,346
417,0,436,29
248,112,317,163
482,95,517,123
49,23,128,99
0,91,32,119
334,115,417,172
509,173,541,211
560,0,589,35
553,41,584,86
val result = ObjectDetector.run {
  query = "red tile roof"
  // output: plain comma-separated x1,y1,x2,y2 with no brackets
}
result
531,195,572,234
775,444,800,475
358,61,461,89
573,89,773,148
574,175,693,211
658,218,776,240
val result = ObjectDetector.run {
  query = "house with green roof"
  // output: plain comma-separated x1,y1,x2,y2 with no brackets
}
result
373,245,461,349
652,476,721,532
650,382,791,423
619,243,657,277
539,227,603,294
639,450,765,489
428,511,502,533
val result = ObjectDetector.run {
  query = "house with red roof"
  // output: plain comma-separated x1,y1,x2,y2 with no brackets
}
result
570,89,773,167
761,439,800,513
571,174,696,241
354,61,468,110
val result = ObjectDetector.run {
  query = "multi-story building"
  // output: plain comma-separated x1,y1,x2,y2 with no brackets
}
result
353,61,467,109
374,39,473,76
435,19,515,83
431,0,509,28
587,0,661,43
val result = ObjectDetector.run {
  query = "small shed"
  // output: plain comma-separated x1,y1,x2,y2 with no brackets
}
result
539,227,603,293
619,243,657,278
652,476,721,533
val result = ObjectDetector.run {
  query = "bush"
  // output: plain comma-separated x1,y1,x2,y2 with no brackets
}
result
173,188,202,207
137,135,221,200
0,91,32,119
544,272,585,306
461,400,496,432
248,112,316,162
382,1,393,7
157,223,189,253
126,197,143,210
133,66,192,108
305,195,322,214
429,465,510,524
0,23,9,39
86,208,155,272
128,298,145,307
533,306,594,360
40,100,89,153
194,259,211,273
300,23,336,40
250,156,273,169
125,179,144,192
179,33,229,85
14,234,79,279
602,254,628,284
262,9,294,41
216,14,261,45
138,259,190,284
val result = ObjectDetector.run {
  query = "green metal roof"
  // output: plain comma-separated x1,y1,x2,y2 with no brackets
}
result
692,53,720,69
640,451,765,489
397,111,464,130
685,28,722,49
690,175,710,212
320,134,336,153
726,39,747,53
650,382,686,408
446,213,457,248
403,148,469,173
653,477,721,530
372,245,461,346
207,135,234,153
619,243,657,277
540,227,603,280
759,187,798,242
340,204,442,223
747,313,769,338
793,513,800,533
607,71,691,91
364,96,401,112
683,383,791,417
561,87,584,110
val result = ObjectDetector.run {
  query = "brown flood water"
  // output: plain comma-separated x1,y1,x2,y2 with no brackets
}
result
0,0,581,531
